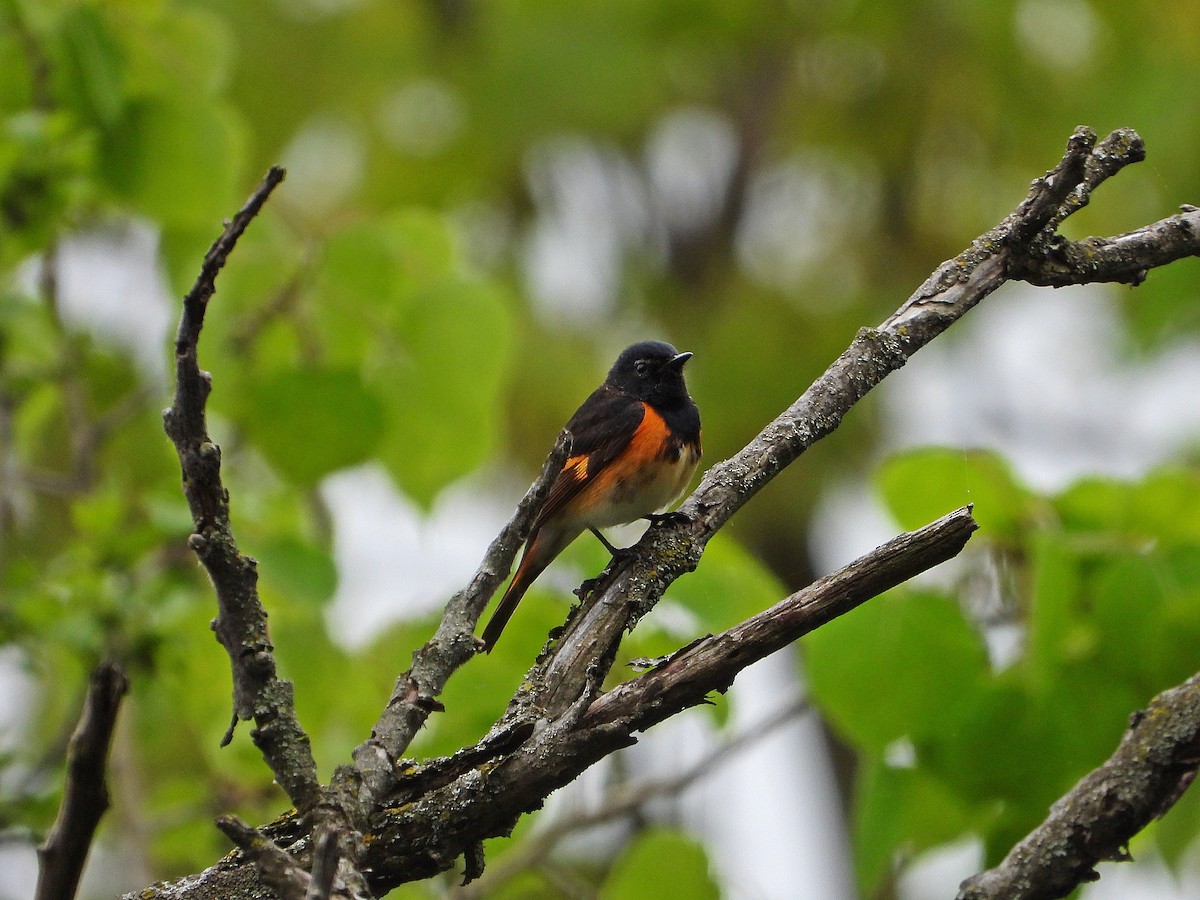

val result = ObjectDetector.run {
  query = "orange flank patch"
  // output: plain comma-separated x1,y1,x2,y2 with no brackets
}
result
573,407,699,526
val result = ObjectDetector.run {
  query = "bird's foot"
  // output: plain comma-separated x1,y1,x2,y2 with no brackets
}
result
644,510,691,527
575,573,606,601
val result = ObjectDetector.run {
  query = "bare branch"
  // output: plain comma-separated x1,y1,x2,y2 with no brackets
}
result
583,505,978,733
957,671,1200,900
36,660,129,900
1046,127,1145,229
357,507,977,886
1013,208,1200,288
161,166,322,813
306,828,341,900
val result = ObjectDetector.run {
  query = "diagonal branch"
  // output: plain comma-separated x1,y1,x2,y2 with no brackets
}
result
161,166,322,814
456,696,813,896
360,507,978,886
36,660,129,900
957,671,1200,900
582,505,977,733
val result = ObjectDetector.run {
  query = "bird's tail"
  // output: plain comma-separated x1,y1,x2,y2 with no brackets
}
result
480,536,549,652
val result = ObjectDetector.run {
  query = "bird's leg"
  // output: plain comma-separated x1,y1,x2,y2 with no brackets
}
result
588,526,633,560
576,527,633,600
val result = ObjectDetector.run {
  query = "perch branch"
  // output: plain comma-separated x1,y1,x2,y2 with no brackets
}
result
957,670,1200,900
161,166,322,814
35,660,129,900
456,696,813,897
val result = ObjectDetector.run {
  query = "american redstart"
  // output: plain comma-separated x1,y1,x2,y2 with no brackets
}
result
481,340,702,652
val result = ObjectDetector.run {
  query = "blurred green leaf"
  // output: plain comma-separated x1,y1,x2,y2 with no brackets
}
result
54,4,125,126
99,95,244,228
1025,529,1086,682
237,366,386,487
854,758,972,896
0,111,94,259
805,590,990,753
1055,468,1200,546
876,447,1030,538
602,828,719,900
253,536,337,608
376,275,513,503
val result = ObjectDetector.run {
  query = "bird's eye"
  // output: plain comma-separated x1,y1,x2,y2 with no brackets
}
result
634,360,650,376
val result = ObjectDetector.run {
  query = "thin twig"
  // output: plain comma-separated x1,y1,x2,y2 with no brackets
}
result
35,660,129,900
162,167,322,812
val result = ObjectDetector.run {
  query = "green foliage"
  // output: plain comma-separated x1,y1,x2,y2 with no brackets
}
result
804,449,1200,894
806,590,990,754
239,366,386,486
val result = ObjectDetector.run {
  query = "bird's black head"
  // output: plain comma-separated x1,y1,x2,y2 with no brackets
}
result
605,340,694,408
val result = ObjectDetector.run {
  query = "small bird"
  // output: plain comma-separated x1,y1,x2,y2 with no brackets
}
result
480,340,702,652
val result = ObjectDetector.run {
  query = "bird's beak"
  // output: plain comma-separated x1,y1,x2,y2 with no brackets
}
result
667,351,692,369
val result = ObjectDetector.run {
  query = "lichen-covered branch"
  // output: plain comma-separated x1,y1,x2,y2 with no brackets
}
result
35,660,129,900
957,672,1200,900
215,815,310,900
161,166,322,813
358,507,978,887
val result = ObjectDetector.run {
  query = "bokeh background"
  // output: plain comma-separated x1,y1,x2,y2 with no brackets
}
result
4,1,1200,897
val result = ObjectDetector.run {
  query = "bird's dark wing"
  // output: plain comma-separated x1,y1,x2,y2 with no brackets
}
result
533,386,646,529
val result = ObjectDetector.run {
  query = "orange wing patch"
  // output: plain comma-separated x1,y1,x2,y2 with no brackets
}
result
570,455,589,479
535,453,591,528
